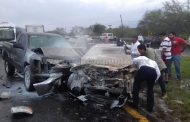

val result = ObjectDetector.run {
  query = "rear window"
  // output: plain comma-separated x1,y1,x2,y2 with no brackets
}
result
108,34,113,36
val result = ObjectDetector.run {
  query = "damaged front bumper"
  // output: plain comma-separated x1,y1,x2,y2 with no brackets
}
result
33,73,63,95
33,64,136,109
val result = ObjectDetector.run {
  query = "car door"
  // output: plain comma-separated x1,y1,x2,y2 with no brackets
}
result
14,34,27,71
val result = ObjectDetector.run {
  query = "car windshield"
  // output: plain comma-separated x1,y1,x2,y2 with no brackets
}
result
29,35,72,49
0,27,15,41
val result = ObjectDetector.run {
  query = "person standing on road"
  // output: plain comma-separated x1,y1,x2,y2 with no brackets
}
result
169,32,188,80
125,36,141,59
129,56,160,112
159,32,172,82
138,34,144,44
137,44,167,99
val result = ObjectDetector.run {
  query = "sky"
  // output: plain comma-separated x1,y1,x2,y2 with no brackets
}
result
0,0,187,31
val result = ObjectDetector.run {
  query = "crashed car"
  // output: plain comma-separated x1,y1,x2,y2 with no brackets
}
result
34,44,136,108
2,32,80,91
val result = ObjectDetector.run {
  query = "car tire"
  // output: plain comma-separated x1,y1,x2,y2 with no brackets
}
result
24,65,35,91
4,60,15,77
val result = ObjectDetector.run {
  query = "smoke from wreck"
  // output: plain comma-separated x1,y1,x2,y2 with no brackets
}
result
67,34,94,56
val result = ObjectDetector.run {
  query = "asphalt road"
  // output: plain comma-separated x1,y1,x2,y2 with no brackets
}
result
0,56,137,122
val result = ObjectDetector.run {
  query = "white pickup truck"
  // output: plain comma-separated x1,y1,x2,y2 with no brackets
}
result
100,33,116,41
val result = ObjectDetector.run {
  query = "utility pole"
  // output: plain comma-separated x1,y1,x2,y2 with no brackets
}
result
187,0,190,10
120,14,124,38
108,25,112,32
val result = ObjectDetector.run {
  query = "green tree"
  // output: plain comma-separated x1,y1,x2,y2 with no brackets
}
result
137,0,190,36
92,24,106,35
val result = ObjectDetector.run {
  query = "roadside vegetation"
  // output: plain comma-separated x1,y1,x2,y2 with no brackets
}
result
164,56,190,121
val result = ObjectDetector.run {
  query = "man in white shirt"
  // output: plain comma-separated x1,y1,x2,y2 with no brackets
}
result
137,44,167,99
138,34,144,44
126,37,141,59
129,56,160,112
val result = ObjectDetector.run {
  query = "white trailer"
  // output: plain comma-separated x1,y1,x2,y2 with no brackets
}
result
25,25,44,33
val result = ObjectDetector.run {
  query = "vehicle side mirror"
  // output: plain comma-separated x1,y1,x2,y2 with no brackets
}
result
13,43,24,50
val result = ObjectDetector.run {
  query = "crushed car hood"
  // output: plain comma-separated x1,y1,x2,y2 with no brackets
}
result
40,47,81,63
81,44,132,69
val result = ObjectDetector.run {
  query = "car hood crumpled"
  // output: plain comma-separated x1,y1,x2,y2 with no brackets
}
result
81,44,133,69
40,47,81,64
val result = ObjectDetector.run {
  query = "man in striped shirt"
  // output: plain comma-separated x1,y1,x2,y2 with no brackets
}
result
159,32,172,81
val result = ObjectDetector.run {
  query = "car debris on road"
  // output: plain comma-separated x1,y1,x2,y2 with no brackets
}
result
11,106,33,115
0,91,11,99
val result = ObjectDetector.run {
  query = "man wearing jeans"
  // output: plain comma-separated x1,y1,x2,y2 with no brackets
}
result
169,32,188,80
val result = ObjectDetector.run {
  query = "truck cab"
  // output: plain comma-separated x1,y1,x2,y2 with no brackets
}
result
0,22,16,50
100,33,115,41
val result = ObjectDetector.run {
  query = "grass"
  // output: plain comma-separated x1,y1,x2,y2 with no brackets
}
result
165,56,190,122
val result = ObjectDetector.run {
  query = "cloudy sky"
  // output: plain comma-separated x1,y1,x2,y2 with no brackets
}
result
0,0,186,31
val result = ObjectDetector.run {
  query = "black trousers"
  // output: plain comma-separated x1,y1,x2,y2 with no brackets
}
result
132,66,157,112
158,69,166,94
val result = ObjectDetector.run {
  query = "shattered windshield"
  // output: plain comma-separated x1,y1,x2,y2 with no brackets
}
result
29,35,72,49
0,27,15,41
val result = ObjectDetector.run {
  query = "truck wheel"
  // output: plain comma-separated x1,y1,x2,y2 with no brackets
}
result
4,60,15,76
24,65,35,91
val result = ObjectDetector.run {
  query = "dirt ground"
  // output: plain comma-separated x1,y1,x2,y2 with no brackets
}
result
0,56,137,122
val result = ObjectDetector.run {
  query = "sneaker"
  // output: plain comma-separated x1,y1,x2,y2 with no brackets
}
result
110,95,128,108
161,93,167,99
117,95,128,107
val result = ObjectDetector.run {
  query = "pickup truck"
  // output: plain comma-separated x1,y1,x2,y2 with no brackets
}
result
2,32,80,91
100,33,116,41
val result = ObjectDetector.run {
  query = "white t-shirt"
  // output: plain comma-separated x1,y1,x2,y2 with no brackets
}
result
133,56,161,82
159,37,172,60
138,35,144,42
126,41,141,59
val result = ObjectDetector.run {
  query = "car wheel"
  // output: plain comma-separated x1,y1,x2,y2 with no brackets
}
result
4,60,15,77
24,65,35,91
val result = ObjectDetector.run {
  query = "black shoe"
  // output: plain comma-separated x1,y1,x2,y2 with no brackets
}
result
146,108,153,113
110,96,128,108
117,95,128,107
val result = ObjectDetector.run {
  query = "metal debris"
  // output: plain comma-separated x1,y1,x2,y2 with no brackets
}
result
101,116,107,119
80,117,86,120
77,95,87,102
0,91,11,99
17,87,23,93
2,81,11,88
33,73,63,95
11,106,33,115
